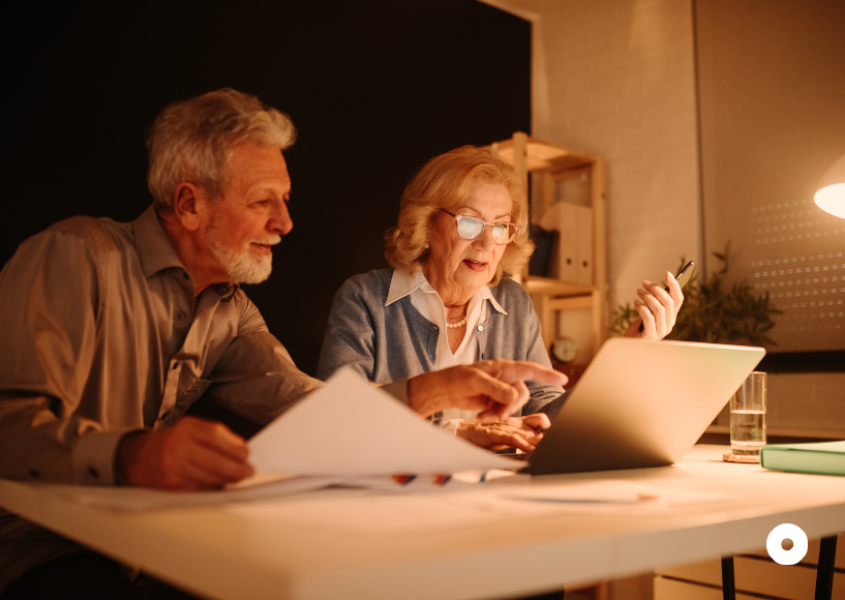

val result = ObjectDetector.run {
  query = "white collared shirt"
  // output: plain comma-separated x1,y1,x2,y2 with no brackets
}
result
386,267,508,426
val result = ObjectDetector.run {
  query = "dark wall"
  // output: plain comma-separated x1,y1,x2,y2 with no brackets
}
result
4,1,530,376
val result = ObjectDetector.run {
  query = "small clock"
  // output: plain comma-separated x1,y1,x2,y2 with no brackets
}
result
551,336,577,364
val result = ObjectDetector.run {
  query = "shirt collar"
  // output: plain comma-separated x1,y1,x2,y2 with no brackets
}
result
385,267,425,306
485,288,507,315
133,205,239,300
134,205,186,278
386,267,507,315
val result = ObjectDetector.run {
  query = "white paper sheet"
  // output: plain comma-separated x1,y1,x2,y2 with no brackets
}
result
224,479,734,539
34,476,345,511
33,474,481,512
429,478,734,519
248,368,516,476
499,479,649,503
225,488,508,538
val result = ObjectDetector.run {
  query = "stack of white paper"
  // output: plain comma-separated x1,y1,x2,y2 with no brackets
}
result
248,368,516,476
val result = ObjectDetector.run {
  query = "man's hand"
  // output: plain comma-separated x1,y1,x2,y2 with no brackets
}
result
625,271,684,341
407,359,567,421
457,413,551,452
116,416,254,490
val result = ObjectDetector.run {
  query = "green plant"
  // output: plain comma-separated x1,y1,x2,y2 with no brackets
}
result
610,244,782,346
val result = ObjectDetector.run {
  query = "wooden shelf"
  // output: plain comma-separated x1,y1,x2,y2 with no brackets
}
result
490,136,595,173
524,276,594,297
488,132,608,360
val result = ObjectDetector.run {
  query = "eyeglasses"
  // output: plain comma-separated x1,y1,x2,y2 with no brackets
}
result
440,209,519,245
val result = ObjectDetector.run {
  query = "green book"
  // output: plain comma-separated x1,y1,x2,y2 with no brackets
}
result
760,440,845,476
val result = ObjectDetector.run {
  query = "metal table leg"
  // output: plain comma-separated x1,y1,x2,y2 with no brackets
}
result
815,536,838,600
721,556,736,600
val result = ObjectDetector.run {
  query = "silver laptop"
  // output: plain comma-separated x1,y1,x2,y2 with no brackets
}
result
526,338,765,475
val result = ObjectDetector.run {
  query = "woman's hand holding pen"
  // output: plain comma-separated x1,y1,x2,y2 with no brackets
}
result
625,271,684,341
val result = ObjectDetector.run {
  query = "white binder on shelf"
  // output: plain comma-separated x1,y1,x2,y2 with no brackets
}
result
540,201,593,286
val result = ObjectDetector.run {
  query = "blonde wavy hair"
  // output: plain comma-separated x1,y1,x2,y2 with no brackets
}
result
385,146,533,286
146,88,296,211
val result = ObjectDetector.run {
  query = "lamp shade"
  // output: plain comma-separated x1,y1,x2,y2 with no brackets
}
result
814,153,845,218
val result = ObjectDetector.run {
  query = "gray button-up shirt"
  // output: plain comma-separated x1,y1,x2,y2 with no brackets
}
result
0,206,325,589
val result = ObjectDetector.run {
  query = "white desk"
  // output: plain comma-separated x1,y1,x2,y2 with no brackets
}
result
1,445,844,600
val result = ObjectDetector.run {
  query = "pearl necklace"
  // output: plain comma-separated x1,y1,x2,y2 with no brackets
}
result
446,317,467,329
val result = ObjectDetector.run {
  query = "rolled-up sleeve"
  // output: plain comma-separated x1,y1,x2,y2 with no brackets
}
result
0,230,135,485
201,294,324,424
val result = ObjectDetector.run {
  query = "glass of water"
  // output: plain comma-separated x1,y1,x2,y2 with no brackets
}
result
730,371,767,456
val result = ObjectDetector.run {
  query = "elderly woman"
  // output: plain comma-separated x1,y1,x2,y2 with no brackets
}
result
318,146,682,451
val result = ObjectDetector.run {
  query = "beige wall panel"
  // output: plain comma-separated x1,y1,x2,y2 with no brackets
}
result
766,373,845,437
523,0,701,314
696,0,845,351
609,572,653,600
712,373,845,438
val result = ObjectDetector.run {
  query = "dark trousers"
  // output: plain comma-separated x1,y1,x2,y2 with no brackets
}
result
2,553,200,600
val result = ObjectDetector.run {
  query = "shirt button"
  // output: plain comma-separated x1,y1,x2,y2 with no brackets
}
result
433,326,438,331
477,325,484,332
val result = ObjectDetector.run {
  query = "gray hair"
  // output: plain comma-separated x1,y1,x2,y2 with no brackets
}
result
146,88,296,211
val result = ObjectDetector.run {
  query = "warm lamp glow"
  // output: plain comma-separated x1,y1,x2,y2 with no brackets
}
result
814,153,845,219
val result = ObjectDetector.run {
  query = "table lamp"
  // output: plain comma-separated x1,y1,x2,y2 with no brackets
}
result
814,153,845,218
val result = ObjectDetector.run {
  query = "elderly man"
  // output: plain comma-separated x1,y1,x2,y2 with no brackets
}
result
0,89,565,598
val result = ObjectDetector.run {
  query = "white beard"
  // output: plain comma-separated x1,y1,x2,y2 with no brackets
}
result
206,220,278,285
